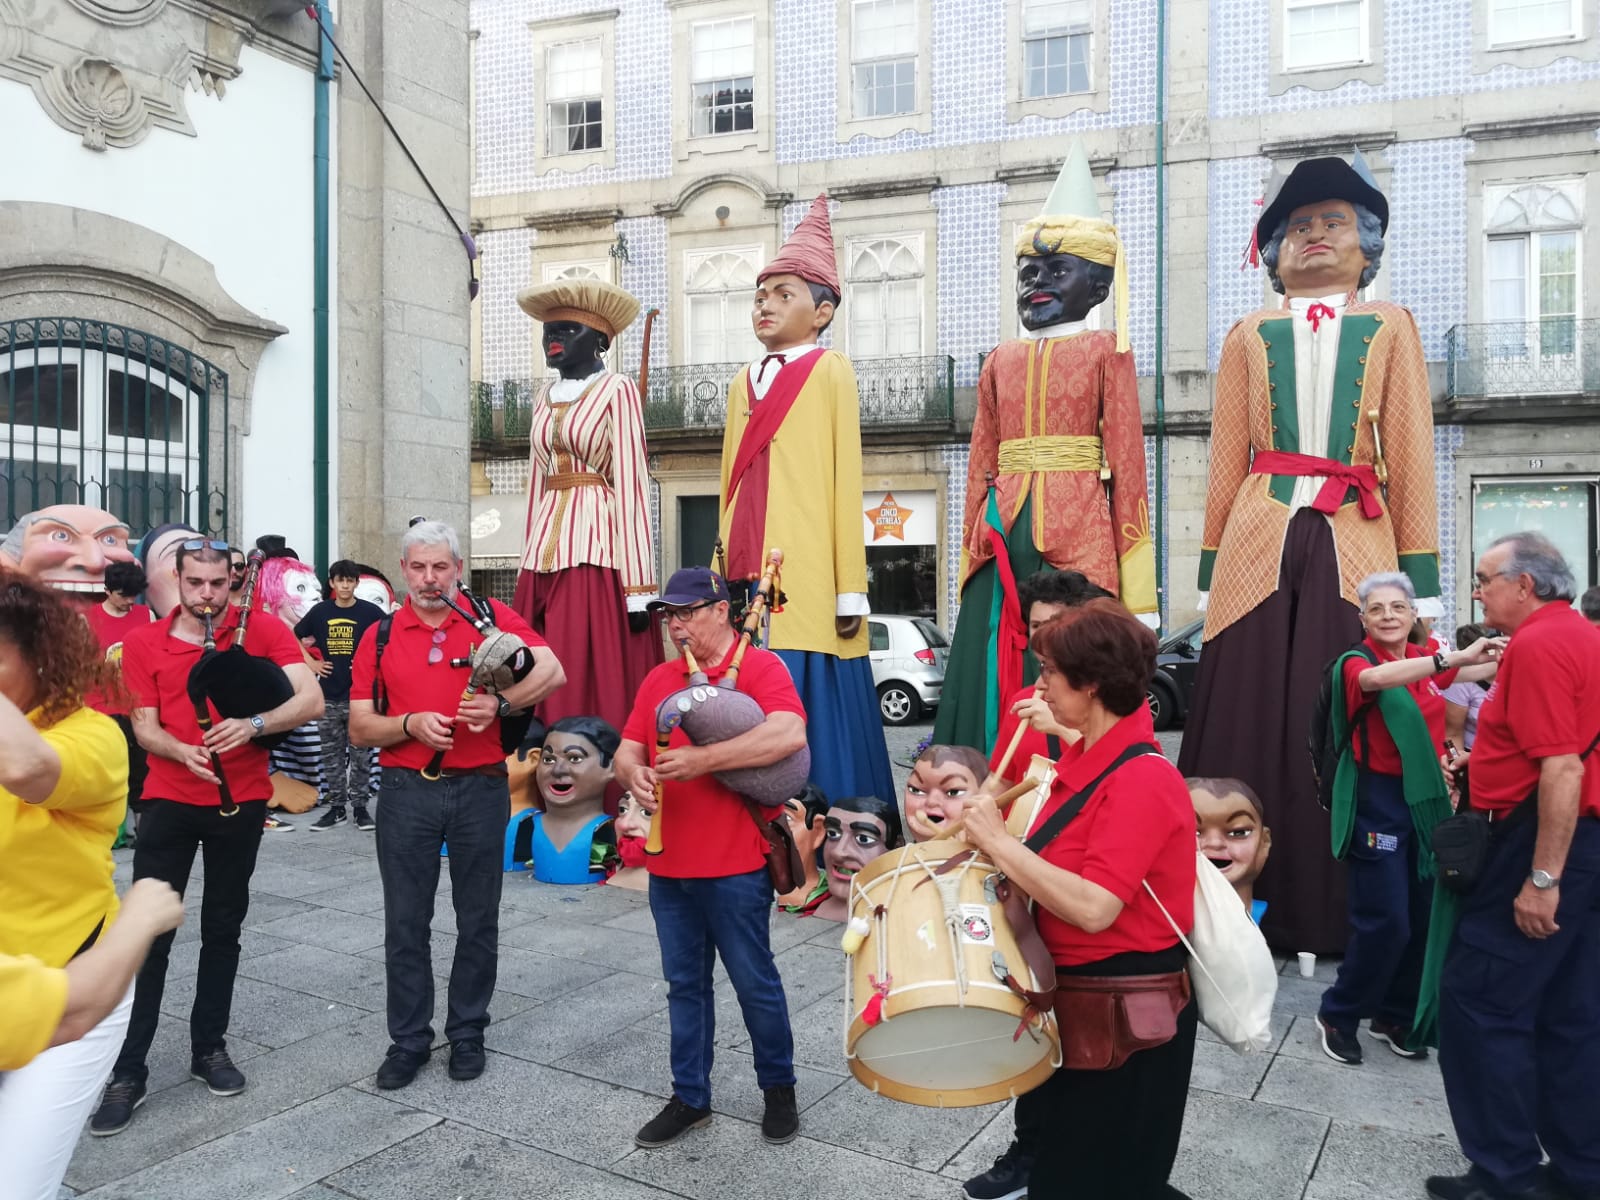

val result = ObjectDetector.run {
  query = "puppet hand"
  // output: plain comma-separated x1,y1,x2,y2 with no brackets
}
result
628,611,651,634
835,616,862,640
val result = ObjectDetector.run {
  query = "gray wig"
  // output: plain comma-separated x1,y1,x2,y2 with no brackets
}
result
1260,201,1385,295
1489,532,1577,602
400,519,462,563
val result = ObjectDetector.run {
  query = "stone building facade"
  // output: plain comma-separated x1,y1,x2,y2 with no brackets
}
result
469,0,1600,633
0,0,473,571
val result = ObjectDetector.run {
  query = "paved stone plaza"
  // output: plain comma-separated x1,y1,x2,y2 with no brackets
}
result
64,726,1467,1200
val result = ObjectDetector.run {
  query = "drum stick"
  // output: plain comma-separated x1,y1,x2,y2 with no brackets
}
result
988,720,1030,787
938,777,1041,844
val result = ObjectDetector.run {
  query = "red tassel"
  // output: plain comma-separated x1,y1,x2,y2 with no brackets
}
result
862,973,891,1026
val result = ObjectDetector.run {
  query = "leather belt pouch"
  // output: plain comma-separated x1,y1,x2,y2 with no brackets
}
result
1053,970,1191,1071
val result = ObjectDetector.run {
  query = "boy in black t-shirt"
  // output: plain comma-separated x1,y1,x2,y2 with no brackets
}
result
295,560,385,830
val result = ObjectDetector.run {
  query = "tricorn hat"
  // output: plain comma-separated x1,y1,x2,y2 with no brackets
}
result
516,278,641,340
1256,152,1388,249
759,194,841,295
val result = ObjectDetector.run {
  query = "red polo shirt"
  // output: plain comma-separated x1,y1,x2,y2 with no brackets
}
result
989,685,1055,787
120,605,303,806
349,597,544,771
1469,602,1600,818
1031,707,1194,967
1342,638,1458,775
620,641,806,879
82,602,153,716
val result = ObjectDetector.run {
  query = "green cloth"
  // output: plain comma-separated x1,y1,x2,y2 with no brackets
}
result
1328,651,1452,878
1413,879,1459,1048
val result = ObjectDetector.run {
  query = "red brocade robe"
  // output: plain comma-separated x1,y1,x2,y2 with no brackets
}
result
962,332,1155,612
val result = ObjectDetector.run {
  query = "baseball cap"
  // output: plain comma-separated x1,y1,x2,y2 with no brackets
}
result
648,567,731,610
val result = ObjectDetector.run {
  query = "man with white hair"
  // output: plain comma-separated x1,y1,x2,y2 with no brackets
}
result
349,521,564,1091
1430,532,1600,1200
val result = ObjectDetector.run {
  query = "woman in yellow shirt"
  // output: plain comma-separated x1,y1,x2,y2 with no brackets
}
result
0,572,137,1200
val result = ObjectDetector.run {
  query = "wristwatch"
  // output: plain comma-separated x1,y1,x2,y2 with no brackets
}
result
248,715,266,735
1432,650,1449,674
496,696,514,718
1530,869,1560,890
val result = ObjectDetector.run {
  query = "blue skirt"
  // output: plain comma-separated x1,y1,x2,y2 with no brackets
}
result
775,650,897,812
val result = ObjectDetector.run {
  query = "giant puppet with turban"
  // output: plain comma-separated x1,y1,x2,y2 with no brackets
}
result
1177,154,1439,955
717,194,896,806
934,141,1156,752
512,277,662,740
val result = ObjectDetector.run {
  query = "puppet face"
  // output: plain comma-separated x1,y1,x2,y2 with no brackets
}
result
822,805,891,901
615,791,651,840
1276,199,1368,297
537,730,613,814
1193,786,1271,890
752,272,829,352
1,505,134,599
781,795,827,860
141,527,193,618
541,319,608,380
904,758,982,841
259,558,321,625
1016,252,1109,331
354,572,396,613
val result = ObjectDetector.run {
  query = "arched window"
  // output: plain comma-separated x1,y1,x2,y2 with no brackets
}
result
684,248,760,365
846,234,923,359
1,318,223,533
1483,180,1582,392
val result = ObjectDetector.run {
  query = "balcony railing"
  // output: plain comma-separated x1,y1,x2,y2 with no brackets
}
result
1445,319,1600,400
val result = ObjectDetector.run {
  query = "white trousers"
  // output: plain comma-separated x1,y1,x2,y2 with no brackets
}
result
0,982,132,1200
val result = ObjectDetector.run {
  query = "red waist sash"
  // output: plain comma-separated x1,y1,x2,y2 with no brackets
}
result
1250,450,1383,520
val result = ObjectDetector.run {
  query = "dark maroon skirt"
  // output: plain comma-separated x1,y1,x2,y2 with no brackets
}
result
1177,509,1363,955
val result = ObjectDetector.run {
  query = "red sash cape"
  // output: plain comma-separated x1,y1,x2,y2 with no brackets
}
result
724,348,826,579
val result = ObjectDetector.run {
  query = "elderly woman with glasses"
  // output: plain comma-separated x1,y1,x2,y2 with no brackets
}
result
1313,571,1503,1067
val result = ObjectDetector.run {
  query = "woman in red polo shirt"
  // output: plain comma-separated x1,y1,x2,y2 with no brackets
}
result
1314,572,1503,1068
961,599,1197,1200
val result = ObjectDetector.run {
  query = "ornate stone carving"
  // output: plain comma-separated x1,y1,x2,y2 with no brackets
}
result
0,0,259,150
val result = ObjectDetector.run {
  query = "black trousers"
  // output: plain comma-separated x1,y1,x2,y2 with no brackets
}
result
111,714,151,815
114,797,266,1083
1028,948,1197,1200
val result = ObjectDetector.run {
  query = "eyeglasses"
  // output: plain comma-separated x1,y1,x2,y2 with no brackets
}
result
180,539,229,553
229,561,246,573
662,601,715,622
1363,602,1414,617
1472,570,1515,590
427,629,448,664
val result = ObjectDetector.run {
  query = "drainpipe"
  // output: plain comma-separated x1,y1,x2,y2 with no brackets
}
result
312,0,333,578
1152,0,1168,631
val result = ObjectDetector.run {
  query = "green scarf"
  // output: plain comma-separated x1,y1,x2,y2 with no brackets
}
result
1412,880,1458,1048
1328,651,1453,878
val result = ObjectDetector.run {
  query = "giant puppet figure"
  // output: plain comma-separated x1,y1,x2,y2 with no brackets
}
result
1177,154,1440,955
934,142,1156,753
1,504,135,600
512,278,662,736
717,194,896,806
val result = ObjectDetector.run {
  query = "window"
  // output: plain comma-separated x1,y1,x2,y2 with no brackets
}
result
678,495,721,574
1484,181,1582,393
1284,0,1367,70
684,248,760,364
546,39,603,155
847,236,923,359
1022,0,1091,97
690,18,755,137
1473,477,1597,590
851,0,917,117
1489,0,1580,45
868,621,890,652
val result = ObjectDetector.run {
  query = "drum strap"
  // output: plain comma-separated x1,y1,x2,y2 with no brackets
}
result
1023,743,1161,855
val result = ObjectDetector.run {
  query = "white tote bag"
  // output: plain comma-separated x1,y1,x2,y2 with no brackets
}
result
1144,850,1277,1054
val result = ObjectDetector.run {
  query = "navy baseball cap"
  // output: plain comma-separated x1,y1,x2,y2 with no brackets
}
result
648,567,731,609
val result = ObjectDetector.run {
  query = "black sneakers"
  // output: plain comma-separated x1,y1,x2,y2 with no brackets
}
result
635,1096,713,1147
1315,1014,1364,1065
1368,1019,1429,1059
964,1138,1035,1200
448,1039,486,1081
1427,1169,1566,1200
761,1085,799,1144
89,1076,146,1137
191,1048,246,1095
310,806,347,831
353,805,376,831
375,1047,430,1090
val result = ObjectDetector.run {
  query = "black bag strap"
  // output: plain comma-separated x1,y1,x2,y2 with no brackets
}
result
372,614,394,715
1046,733,1062,760
1024,742,1160,856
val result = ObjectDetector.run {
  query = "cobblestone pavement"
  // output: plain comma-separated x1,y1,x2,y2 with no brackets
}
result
63,720,1464,1199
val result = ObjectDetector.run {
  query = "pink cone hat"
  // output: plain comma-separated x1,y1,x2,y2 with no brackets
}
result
758,194,840,294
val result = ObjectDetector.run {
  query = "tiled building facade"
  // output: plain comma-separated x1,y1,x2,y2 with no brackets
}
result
469,0,1600,634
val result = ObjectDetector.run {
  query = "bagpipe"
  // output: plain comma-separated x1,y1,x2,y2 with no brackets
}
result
186,549,295,817
645,548,811,856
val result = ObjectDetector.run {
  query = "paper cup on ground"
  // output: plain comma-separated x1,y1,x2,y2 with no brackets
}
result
1297,952,1316,979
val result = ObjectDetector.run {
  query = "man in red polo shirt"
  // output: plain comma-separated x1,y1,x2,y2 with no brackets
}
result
348,521,563,1092
614,567,807,1150
89,539,322,1136
1429,532,1600,1200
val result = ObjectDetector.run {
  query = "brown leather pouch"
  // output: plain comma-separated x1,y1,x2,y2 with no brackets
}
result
1053,971,1191,1071
741,797,805,895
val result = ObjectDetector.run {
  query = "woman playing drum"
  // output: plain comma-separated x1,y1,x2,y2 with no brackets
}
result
960,599,1198,1200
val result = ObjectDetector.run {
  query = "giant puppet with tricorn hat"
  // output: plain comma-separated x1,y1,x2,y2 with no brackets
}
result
934,140,1156,753
512,277,663,741
1177,152,1440,955
716,193,896,806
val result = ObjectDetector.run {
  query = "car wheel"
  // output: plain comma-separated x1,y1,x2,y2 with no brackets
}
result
877,682,922,726
1147,677,1177,732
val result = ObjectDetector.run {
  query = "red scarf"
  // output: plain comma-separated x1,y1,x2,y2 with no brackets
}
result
724,348,826,579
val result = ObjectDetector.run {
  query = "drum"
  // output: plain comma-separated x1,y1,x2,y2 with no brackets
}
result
844,838,1062,1107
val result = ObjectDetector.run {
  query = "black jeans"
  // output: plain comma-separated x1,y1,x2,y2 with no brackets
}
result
111,714,151,815
114,798,267,1083
374,767,509,1053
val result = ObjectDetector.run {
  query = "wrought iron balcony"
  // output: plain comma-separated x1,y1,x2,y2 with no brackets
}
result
469,380,534,443
1445,319,1600,400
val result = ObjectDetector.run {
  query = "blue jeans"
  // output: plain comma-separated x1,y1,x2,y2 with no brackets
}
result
374,767,508,1053
648,869,796,1109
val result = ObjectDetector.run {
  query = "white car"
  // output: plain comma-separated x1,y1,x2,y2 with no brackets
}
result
867,614,948,725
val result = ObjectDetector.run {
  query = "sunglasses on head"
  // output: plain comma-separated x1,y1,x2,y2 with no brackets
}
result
180,539,230,553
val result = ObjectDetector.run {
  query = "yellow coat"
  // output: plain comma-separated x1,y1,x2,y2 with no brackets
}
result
718,350,869,659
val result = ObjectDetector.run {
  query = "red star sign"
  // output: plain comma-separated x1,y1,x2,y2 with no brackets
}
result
866,492,913,541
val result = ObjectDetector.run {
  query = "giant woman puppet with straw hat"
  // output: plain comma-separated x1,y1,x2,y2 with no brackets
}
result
513,278,662,737
934,142,1156,752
